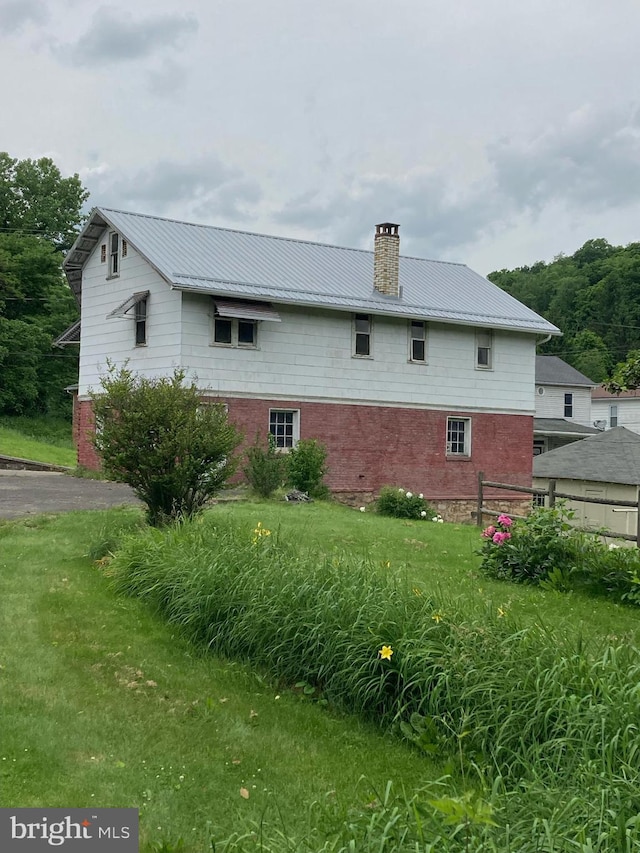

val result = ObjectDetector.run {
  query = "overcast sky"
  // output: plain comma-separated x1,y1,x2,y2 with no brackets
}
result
2,0,640,274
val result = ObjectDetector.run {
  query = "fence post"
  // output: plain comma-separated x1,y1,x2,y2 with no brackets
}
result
477,471,484,527
548,479,556,509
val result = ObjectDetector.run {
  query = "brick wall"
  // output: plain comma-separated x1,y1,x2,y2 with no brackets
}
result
75,395,533,517
74,397,101,469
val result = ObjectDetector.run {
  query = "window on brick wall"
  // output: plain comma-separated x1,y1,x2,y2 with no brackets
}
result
564,392,573,418
446,417,471,457
269,409,299,450
409,320,426,362
353,313,372,357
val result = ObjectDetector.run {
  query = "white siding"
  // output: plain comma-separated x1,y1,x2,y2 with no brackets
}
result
535,385,592,427
78,229,181,395
181,294,536,413
592,398,640,434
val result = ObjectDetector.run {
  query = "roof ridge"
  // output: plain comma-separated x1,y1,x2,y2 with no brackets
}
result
96,206,466,267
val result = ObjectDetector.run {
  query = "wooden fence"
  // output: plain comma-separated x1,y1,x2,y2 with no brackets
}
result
476,471,640,546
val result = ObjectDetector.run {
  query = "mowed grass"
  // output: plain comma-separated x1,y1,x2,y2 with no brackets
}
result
0,508,438,851
0,416,75,467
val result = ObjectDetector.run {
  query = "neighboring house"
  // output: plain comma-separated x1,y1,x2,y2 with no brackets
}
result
532,427,640,538
592,386,640,435
61,208,559,518
533,355,599,455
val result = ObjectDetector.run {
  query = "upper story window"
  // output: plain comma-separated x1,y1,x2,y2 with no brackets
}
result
354,313,372,357
564,392,573,418
610,404,618,427
269,409,299,450
446,417,471,457
476,330,492,369
109,232,120,277
213,315,257,347
135,297,148,346
409,321,426,362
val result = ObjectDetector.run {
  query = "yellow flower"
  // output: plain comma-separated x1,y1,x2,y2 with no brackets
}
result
432,612,443,624
382,560,391,569
378,645,393,660
412,587,423,597
252,522,271,542
497,606,506,618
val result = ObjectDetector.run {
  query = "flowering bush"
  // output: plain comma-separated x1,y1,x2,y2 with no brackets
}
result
376,486,436,520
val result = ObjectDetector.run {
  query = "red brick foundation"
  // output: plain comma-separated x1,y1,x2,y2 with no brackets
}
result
74,395,533,520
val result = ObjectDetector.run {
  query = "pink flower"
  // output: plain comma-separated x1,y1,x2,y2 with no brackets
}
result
482,525,496,539
492,531,511,545
497,514,513,527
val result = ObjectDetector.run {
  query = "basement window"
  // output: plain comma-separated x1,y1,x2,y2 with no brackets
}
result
269,409,299,450
446,417,471,457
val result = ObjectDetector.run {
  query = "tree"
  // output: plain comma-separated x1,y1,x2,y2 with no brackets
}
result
0,152,89,250
603,351,640,393
91,366,243,526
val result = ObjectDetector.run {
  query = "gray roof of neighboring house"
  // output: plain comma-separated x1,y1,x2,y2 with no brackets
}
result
535,355,596,387
533,418,600,437
64,207,560,335
533,426,640,485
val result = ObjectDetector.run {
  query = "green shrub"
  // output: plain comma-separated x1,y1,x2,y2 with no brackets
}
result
376,486,436,520
243,432,285,498
91,365,242,526
286,438,329,498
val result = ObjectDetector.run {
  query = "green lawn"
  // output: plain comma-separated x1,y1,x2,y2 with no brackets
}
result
0,416,75,467
2,501,639,851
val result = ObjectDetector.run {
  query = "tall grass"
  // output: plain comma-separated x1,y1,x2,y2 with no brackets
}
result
108,513,640,850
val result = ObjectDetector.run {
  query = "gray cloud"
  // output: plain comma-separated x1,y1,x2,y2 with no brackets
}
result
489,104,640,212
0,0,47,34
83,157,263,224
62,7,198,66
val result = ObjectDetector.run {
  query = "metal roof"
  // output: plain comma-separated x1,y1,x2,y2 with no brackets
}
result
65,207,560,335
533,426,640,485
535,356,596,387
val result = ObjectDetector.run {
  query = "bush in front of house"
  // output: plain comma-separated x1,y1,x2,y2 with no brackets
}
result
286,438,329,499
479,505,640,604
243,432,286,498
91,365,242,526
376,486,436,520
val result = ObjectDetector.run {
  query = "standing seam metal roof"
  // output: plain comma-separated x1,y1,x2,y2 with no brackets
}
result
65,207,560,334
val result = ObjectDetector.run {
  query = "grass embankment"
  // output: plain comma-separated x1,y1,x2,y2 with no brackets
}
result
3,501,640,851
0,416,75,467
0,508,436,851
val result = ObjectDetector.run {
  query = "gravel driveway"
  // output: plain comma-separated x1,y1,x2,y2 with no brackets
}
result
0,471,141,519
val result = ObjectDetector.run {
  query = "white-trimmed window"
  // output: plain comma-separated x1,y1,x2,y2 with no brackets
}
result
409,321,427,362
476,330,492,369
610,404,618,427
135,297,148,346
269,409,299,449
213,316,257,348
353,313,372,357
446,417,471,457
564,392,573,418
109,232,120,277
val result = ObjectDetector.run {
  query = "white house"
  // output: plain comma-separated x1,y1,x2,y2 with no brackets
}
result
61,208,559,517
533,355,599,455
592,386,640,435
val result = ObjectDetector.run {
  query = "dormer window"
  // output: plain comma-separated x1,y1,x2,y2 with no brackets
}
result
109,232,120,277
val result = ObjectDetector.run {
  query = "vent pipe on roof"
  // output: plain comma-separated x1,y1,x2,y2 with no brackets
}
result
373,223,400,297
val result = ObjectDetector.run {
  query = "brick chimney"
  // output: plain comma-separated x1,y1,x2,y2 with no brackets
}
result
373,223,400,297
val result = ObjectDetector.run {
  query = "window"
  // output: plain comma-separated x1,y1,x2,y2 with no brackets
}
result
610,404,618,427
122,239,128,258
109,232,119,277
409,321,426,362
135,297,147,346
269,409,299,449
564,392,573,418
533,492,546,508
446,417,471,457
354,314,372,357
213,315,257,347
476,330,492,369
100,244,106,263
